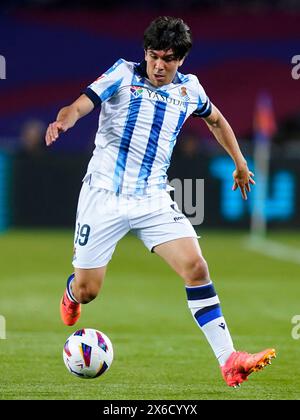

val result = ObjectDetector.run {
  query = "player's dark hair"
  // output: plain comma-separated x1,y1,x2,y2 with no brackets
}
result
143,16,192,60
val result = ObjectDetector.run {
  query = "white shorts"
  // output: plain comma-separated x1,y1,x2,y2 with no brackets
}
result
72,182,198,269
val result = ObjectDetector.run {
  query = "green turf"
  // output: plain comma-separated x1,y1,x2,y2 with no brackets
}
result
0,229,299,400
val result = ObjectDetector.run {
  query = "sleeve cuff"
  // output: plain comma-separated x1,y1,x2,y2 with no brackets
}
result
81,87,102,108
192,100,212,118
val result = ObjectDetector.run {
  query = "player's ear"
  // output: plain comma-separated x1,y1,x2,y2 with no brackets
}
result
178,56,185,67
144,49,148,61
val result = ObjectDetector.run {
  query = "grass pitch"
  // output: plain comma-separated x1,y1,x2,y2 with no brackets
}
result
0,229,299,400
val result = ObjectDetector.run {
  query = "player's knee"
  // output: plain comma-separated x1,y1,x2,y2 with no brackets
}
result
183,257,210,284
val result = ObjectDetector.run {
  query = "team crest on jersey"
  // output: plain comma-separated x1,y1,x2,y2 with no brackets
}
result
130,86,144,98
180,86,190,101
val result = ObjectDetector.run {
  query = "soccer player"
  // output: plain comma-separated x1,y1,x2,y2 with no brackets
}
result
45,16,275,387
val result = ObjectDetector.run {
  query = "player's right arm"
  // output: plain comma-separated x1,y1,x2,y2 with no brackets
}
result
45,94,94,146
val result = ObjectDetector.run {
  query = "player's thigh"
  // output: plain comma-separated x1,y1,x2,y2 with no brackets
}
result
132,191,209,282
153,236,207,279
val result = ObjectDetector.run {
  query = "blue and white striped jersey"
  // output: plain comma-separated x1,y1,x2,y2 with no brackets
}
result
83,58,212,195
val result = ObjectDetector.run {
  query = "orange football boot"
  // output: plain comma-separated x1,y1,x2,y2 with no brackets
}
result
60,290,81,326
221,348,276,387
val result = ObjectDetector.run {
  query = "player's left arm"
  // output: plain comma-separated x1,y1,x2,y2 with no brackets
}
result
203,103,255,200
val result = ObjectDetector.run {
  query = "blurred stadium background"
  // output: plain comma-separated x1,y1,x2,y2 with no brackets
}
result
0,0,300,400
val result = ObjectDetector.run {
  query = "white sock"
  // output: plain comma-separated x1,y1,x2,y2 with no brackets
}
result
66,273,78,303
186,282,235,366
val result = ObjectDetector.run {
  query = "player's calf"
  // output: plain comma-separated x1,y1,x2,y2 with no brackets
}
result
72,266,106,303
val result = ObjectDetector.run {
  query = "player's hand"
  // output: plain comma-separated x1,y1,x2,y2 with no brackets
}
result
45,121,66,146
232,165,255,200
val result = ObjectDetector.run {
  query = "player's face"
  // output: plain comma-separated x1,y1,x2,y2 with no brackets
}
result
145,49,184,87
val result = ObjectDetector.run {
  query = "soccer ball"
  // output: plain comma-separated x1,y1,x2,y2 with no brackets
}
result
63,328,114,379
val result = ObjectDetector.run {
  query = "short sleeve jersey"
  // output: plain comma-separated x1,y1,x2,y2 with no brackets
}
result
83,58,212,194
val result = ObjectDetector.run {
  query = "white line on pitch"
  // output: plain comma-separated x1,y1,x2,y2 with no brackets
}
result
245,236,300,265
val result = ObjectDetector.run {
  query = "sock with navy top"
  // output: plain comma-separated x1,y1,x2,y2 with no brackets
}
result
186,281,235,366
66,273,78,303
